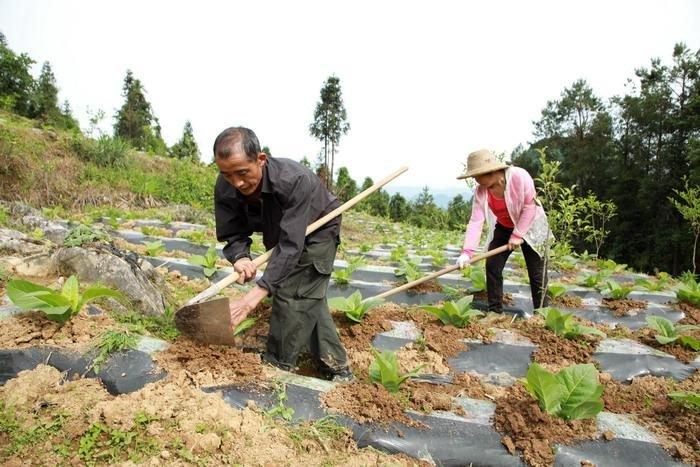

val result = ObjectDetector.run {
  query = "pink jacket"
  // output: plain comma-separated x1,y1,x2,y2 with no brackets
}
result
462,166,550,257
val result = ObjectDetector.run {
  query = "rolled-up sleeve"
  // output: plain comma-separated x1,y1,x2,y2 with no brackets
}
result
257,172,311,294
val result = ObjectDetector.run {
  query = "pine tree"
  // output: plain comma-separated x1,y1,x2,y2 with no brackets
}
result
32,61,59,120
169,120,200,161
334,167,357,202
309,75,350,188
114,70,166,153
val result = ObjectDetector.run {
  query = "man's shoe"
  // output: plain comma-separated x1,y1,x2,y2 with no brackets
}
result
330,367,354,383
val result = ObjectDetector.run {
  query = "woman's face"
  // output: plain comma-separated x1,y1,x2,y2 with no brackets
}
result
474,170,501,188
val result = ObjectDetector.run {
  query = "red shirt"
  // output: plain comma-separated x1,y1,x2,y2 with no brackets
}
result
487,190,514,228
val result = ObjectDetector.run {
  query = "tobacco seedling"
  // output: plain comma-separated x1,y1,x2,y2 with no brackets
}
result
546,283,569,299
635,272,672,292
369,348,424,393
645,316,700,350
600,280,634,300
143,240,165,257
668,392,700,411
537,307,606,339
187,246,220,278
463,265,486,293
576,271,610,289
332,256,365,285
328,290,384,323
7,275,121,324
421,296,483,328
676,275,700,307
596,259,627,274
389,245,408,263
233,317,257,336
523,363,604,420
394,258,423,284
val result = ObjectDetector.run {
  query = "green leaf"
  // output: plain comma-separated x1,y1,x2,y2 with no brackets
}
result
678,335,700,351
187,255,206,267
556,364,604,420
564,400,604,420
233,317,257,336
327,296,352,312
573,325,607,338
523,363,563,415
646,316,677,339
203,267,217,278
7,279,53,307
61,276,80,311
668,392,700,410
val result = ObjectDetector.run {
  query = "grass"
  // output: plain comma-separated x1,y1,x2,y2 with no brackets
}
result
109,308,180,341
91,330,139,373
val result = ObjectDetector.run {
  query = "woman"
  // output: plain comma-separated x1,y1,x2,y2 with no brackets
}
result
456,149,551,313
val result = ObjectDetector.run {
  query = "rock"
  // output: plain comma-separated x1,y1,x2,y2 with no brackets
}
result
11,252,56,277
53,246,166,316
0,229,48,255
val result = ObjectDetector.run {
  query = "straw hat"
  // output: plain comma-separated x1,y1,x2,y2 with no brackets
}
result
457,149,509,179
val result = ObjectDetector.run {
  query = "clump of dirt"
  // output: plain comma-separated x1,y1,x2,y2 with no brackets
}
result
421,325,469,357
154,337,264,387
678,301,700,325
634,327,699,363
395,344,450,375
0,309,116,351
602,372,700,465
403,382,460,413
322,381,425,428
602,298,647,317
494,384,598,466
390,279,443,294
552,294,584,308
452,373,499,400
514,317,601,365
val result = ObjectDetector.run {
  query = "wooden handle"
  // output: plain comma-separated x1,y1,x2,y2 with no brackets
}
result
369,244,511,301
184,166,409,305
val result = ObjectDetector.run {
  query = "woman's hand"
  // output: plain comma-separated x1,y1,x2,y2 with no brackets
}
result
508,235,523,250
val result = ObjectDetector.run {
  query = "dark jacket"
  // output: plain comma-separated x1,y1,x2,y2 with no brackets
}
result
214,156,341,294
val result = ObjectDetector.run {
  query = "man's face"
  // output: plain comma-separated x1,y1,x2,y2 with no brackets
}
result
216,152,266,195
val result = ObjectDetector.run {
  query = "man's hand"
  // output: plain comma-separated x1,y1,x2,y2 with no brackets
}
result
233,257,257,284
229,285,269,329
508,235,524,250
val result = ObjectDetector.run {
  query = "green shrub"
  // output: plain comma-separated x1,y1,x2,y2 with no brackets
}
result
63,224,110,247
328,290,384,323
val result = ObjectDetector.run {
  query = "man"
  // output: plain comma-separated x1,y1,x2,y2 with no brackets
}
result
213,126,352,381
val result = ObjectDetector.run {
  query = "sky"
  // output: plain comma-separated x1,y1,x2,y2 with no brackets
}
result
1,0,699,191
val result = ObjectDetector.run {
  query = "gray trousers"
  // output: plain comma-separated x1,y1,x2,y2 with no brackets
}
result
263,238,349,372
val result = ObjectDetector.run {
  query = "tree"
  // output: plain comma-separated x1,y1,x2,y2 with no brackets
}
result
334,167,357,202
262,146,272,156
0,34,35,116
114,70,166,153
410,187,445,228
389,193,409,222
447,194,471,231
169,121,200,161
309,75,350,188
299,156,311,168
32,61,59,120
670,178,700,273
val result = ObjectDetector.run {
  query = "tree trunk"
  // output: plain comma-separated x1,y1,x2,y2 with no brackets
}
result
694,231,698,275
330,140,335,189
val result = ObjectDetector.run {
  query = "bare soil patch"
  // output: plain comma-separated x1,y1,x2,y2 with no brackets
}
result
552,294,584,308
677,301,700,325
602,298,647,317
322,381,425,428
0,309,116,351
602,372,700,465
513,317,601,366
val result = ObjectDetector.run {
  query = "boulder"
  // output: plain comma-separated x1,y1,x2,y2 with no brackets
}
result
53,246,166,316
0,228,47,256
